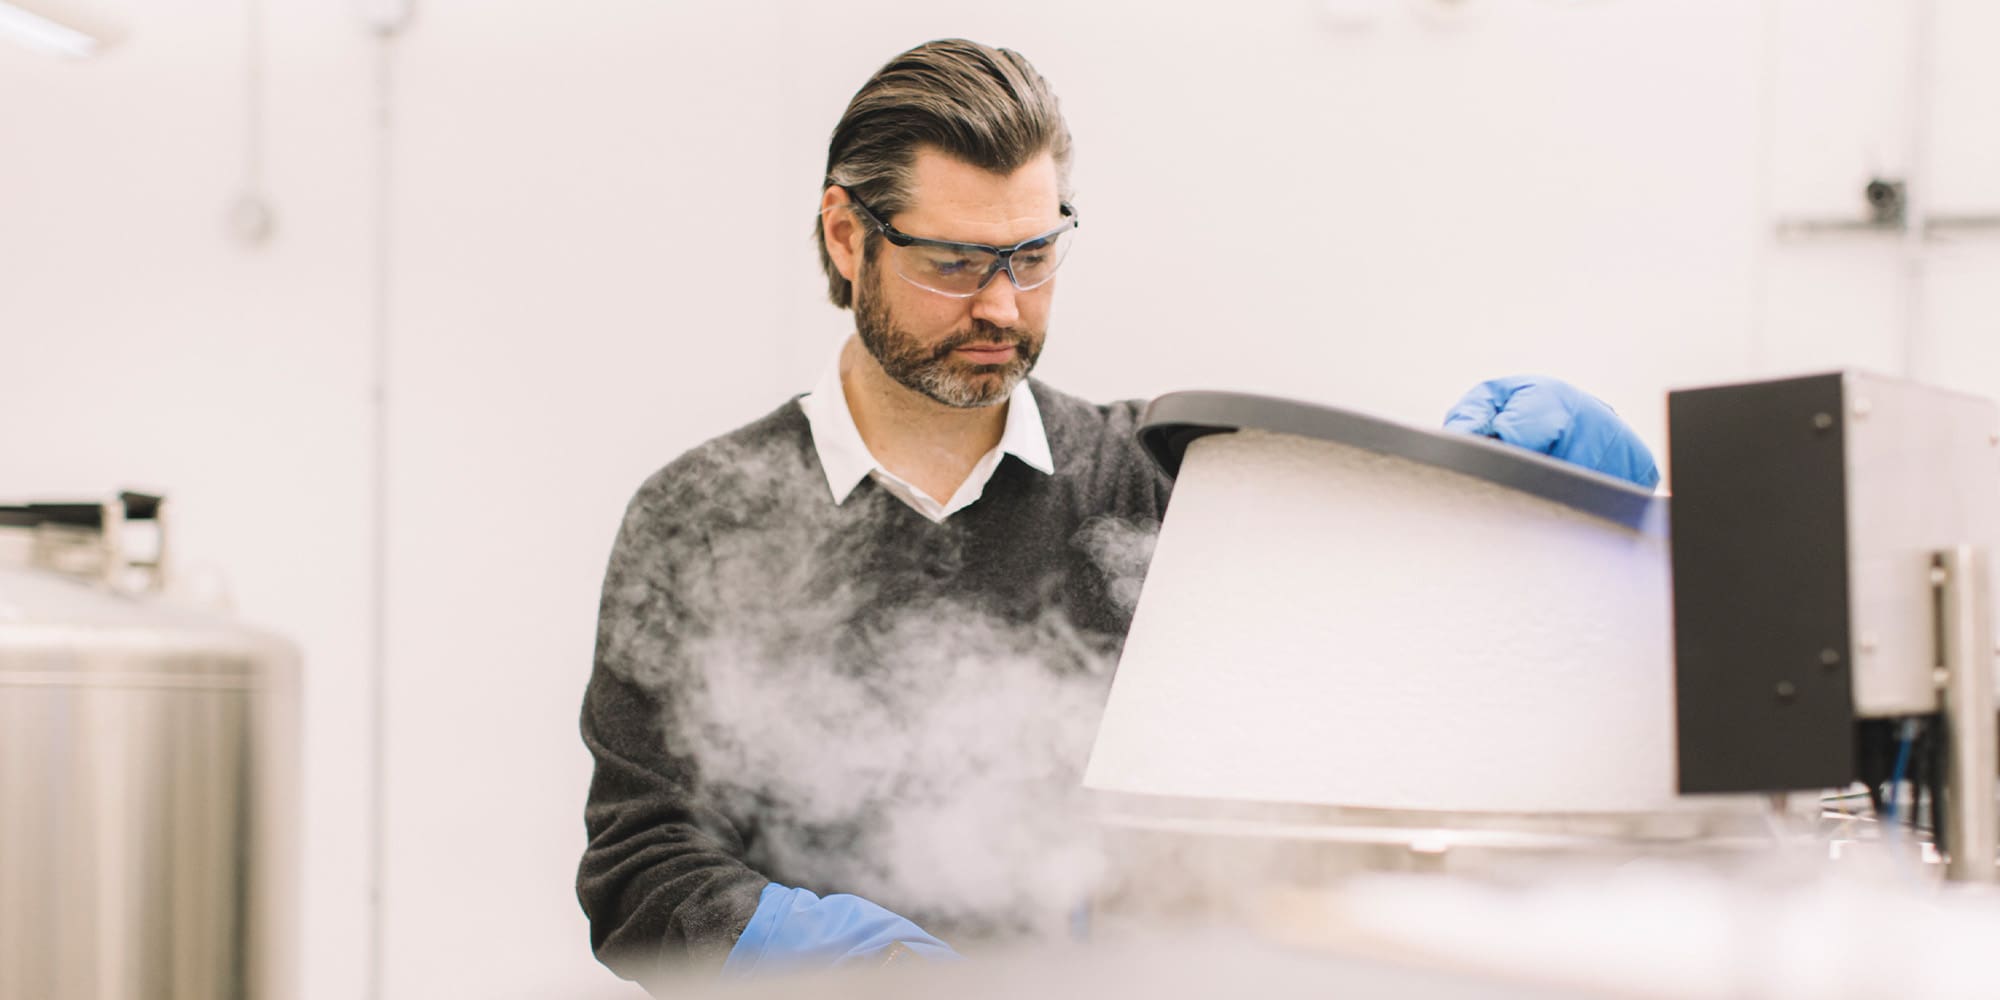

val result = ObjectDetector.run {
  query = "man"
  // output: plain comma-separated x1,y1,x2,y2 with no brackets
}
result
577,37,1656,987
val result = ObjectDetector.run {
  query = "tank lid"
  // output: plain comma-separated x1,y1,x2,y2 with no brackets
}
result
0,567,297,676
1138,390,1661,534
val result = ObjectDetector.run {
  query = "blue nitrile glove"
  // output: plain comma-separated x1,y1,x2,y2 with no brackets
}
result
721,883,959,976
1442,375,1661,490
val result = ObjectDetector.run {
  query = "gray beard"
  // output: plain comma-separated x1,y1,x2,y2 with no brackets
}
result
854,267,1041,409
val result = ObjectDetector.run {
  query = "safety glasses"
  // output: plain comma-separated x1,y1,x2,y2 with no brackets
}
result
845,190,1080,298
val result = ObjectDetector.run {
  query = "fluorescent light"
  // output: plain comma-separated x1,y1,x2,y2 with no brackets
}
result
0,3,100,59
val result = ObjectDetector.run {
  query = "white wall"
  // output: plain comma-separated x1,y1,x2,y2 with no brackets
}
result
4,1,1998,998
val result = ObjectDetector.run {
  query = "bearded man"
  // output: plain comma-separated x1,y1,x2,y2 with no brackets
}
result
576,37,1657,988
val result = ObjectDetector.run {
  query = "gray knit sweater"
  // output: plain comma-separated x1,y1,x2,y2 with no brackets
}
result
576,380,1171,983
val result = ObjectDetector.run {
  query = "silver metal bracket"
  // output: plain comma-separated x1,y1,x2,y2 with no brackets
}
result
1776,176,2000,241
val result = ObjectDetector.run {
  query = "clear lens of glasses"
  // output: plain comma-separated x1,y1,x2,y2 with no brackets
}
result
887,222,1077,298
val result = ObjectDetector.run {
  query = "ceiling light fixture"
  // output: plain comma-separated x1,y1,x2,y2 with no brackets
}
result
0,3,100,59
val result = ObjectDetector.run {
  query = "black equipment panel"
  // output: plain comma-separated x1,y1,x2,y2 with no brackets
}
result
1670,373,1856,793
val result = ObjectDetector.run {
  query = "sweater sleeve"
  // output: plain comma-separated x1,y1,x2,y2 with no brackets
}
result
576,477,768,979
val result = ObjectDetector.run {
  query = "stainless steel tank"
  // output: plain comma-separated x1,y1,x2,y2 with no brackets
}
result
0,498,298,1000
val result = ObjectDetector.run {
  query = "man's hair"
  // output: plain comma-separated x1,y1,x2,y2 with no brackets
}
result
816,39,1074,309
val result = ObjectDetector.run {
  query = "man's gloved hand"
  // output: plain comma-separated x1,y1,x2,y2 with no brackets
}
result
1442,375,1661,490
721,883,958,976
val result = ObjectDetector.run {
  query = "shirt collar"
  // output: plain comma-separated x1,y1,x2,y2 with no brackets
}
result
797,346,1055,506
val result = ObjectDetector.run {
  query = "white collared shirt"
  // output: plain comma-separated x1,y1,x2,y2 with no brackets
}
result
796,354,1055,523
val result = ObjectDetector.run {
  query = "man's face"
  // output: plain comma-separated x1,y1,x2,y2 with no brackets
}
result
851,149,1063,409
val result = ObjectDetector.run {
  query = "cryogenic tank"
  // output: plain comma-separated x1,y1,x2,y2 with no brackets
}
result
1084,392,1767,910
0,495,298,1000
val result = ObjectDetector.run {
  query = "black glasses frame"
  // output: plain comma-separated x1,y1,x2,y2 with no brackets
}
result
843,188,1079,293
